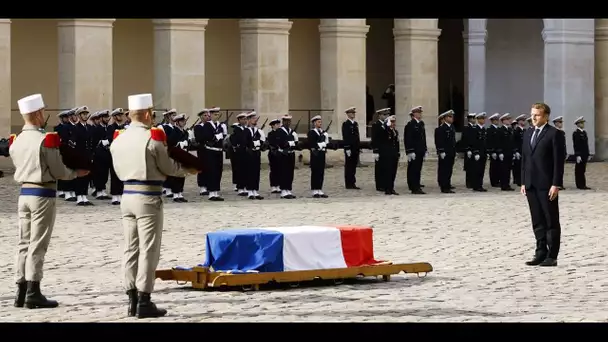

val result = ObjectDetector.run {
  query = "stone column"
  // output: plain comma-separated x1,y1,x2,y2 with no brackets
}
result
240,19,292,125
393,19,441,152
464,19,487,115
0,19,10,137
58,19,115,111
595,20,608,160
543,19,595,156
153,19,208,115
319,19,369,140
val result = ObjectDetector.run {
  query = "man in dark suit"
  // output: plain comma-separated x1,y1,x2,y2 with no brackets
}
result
521,102,565,267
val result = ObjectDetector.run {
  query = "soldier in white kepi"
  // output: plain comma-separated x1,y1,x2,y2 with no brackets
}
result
10,94,89,309
110,93,186,319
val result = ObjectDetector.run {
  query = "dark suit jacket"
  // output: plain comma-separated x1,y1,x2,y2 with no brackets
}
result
521,124,565,190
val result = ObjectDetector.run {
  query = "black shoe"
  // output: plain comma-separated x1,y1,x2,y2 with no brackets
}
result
127,289,138,317
376,188,385,192
346,185,361,190
255,195,264,200
14,281,27,308
412,189,426,194
112,201,120,205
473,188,487,192
313,194,320,198
66,197,77,202
199,191,209,196
501,187,514,191
208,197,224,201
441,189,455,194
136,292,167,319
539,258,557,267
24,281,58,309
77,202,85,206
319,194,328,198
450,186,455,189
238,192,248,197
58,194,65,198
525,256,547,266
578,186,592,190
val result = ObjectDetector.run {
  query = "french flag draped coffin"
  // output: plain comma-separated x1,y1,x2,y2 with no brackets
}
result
202,226,380,273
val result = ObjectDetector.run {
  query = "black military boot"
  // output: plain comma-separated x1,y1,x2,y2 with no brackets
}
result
127,289,138,317
136,292,167,319
24,281,59,309
14,281,27,308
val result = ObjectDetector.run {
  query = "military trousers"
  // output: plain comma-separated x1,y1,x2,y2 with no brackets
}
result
310,150,326,190
15,185,57,283
268,151,280,188
196,148,208,188
246,150,262,191
109,162,124,195
437,153,455,190
120,193,163,294
575,157,588,189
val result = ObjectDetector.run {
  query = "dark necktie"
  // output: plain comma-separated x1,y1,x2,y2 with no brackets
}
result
531,128,540,148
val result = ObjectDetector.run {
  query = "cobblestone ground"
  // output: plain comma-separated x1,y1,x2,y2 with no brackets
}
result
0,158,607,322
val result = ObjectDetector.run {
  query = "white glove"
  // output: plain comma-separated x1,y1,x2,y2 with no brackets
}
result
317,142,327,149
215,133,223,141
346,150,352,157
188,130,195,140
101,139,109,146
515,152,521,159
588,156,592,161
254,140,261,147
491,153,497,160
467,151,472,158
259,130,266,141
577,156,582,163
499,154,504,161
474,154,480,161
439,152,446,159
292,132,299,141
180,141,188,148
408,153,416,161
323,132,329,139
221,123,228,135
288,141,296,147
373,153,379,161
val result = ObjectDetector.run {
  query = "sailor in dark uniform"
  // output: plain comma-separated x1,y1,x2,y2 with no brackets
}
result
526,117,533,130
497,113,515,191
169,113,190,202
371,108,389,191
267,119,281,193
244,111,265,200
54,109,75,199
159,109,177,197
307,115,330,198
269,114,298,199
434,110,456,193
404,105,427,194
471,112,488,192
381,115,400,195
341,106,361,189
107,108,127,204
572,116,591,190
61,109,80,202
91,110,112,200
486,113,501,187
228,122,240,192
200,107,228,201
229,113,249,196
72,106,94,205
551,116,567,190
511,114,527,187
193,109,211,195
461,112,477,188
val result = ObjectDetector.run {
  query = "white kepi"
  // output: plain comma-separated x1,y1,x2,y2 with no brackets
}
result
17,94,45,115
128,93,154,111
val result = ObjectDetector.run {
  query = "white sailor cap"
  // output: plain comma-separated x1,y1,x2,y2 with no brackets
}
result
231,122,239,127
475,112,486,119
75,106,89,115
98,110,110,117
17,94,46,115
489,113,500,120
246,111,258,118
111,108,124,116
128,93,153,111
173,113,187,121
515,114,527,121
57,109,73,118
526,117,532,122
89,111,100,120
438,109,454,119
282,114,293,120
499,113,511,120
344,107,356,113
410,106,423,114
162,108,177,116
574,116,585,124
467,112,476,118
552,116,563,123
197,109,209,116
376,108,390,115
236,112,248,119
270,118,281,125
310,115,322,123
208,107,221,112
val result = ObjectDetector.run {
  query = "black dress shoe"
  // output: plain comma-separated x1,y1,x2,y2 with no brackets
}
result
501,187,514,191
346,185,361,190
248,195,256,200
255,195,264,200
525,256,547,266
313,194,320,198
412,189,426,194
319,194,328,198
441,189,455,194
420,184,425,188
539,258,557,267
208,197,224,201
473,188,487,192
238,192,248,196
66,197,77,202
199,191,209,196
376,188,385,192
112,201,120,205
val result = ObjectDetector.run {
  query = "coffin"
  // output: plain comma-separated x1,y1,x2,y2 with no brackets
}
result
201,225,381,273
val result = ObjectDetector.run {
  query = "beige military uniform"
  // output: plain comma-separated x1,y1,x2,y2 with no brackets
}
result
10,125,77,283
110,121,185,293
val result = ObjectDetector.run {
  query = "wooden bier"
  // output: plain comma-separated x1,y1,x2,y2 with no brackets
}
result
156,261,433,291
